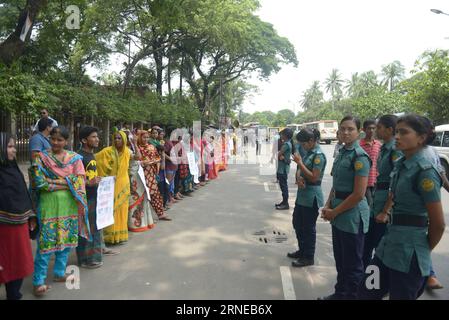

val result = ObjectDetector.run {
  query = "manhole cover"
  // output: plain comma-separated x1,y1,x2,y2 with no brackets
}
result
245,227,292,245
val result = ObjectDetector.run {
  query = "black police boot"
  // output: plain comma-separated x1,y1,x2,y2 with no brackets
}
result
292,257,314,268
287,250,302,259
275,202,283,207
276,203,290,210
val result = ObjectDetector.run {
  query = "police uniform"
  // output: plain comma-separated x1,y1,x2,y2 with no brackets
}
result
277,140,292,206
362,139,402,268
328,141,371,300
292,145,326,263
358,150,442,300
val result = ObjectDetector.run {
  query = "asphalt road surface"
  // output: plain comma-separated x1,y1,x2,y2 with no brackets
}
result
3,142,449,300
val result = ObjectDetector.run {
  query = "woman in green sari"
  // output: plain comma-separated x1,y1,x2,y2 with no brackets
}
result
30,126,89,297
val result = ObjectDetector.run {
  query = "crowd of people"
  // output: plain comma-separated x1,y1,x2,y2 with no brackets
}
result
0,111,233,299
276,114,447,300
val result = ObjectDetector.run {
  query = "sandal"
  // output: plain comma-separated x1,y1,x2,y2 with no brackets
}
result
53,274,69,282
33,284,51,297
102,248,120,256
159,215,172,221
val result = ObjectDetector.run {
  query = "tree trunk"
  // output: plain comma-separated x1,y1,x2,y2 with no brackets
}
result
0,0,47,66
153,38,164,98
179,54,184,98
167,45,172,103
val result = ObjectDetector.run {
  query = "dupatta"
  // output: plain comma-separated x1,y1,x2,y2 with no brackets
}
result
31,150,90,241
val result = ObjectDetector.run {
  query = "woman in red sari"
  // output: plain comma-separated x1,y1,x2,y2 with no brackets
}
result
137,130,171,221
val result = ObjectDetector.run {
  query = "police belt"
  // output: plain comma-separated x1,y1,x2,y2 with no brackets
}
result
376,182,390,190
306,180,322,186
391,214,428,228
334,191,352,200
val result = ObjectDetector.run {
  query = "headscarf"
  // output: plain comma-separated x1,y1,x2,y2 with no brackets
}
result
96,130,129,177
0,132,34,224
95,130,131,211
137,130,160,162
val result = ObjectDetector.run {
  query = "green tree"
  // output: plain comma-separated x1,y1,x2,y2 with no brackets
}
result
381,61,405,91
400,50,449,124
300,81,323,111
324,69,344,110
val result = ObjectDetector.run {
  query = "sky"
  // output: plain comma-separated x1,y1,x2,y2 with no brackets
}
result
242,0,449,114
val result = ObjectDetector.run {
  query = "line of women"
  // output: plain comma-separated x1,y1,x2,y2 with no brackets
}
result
0,124,230,299
287,114,446,300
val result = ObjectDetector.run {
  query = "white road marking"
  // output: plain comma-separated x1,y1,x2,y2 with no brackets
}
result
280,266,297,300
264,182,270,192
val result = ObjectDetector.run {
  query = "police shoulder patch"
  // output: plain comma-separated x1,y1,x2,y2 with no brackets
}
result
392,153,399,162
354,161,364,171
421,178,435,192
314,157,321,165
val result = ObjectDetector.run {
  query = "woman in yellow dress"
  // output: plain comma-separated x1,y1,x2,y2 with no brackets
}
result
95,130,131,245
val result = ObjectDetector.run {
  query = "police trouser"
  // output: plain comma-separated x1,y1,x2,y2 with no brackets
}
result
357,253,427,300
292,199,319,259
277,173,288,204
362,217,387,269
332,224,365,299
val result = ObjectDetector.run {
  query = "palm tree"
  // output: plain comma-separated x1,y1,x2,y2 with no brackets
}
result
324,69,344,111
381,61,405,91
359,71,379,96
300,81,323,111
345,72,360,98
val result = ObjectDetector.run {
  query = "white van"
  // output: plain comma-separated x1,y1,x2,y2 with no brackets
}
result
432,124,449,176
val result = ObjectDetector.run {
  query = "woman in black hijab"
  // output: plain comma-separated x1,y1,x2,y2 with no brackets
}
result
0,132,36,300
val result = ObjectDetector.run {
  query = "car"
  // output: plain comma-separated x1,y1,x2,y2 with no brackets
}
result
432,124,449,178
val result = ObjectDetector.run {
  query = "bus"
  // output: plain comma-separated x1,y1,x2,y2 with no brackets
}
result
287,120,338,144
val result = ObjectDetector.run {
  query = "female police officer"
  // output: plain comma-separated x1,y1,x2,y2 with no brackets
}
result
319,116,372,300
362,115,402,269
358,115,445,300
288,129,327,267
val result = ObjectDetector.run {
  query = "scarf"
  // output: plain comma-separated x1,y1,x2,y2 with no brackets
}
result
0,133,34,224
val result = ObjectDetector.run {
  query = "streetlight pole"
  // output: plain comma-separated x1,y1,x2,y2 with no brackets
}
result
431,9,449,16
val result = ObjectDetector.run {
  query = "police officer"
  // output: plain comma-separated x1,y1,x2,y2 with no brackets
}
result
288,129,327,267
319,116,372,300
275,128,293,210
362,115,402,269
358,115,445,300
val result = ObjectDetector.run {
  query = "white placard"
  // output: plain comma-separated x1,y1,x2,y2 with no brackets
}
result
96,176,116,230
138,163,151,201
187,152,198,176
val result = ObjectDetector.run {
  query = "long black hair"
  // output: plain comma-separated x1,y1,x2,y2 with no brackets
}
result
378,115,398,132
397,114,436,145
296,128,320,143
340,115,361,130
50,126,70,140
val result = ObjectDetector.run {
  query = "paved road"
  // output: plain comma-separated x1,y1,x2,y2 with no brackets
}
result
3,142,449,300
